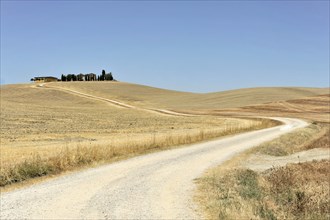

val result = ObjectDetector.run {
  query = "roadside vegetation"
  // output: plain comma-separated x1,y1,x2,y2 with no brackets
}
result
253,122,328,156
0,117,276,187
196,122,330,219
198,160,329,220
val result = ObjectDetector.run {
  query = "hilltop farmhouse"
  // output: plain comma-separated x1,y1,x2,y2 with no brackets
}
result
76,73,97,81
31,69,114,83
31,76,59,82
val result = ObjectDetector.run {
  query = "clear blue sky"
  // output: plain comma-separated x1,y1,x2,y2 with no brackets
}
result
1,1,329,92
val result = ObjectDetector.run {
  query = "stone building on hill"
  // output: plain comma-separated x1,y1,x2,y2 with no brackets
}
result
85,73,97,81
31,76,59,82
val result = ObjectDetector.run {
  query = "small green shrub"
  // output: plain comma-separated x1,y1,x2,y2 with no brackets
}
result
237,169,262,200
257,204,277,220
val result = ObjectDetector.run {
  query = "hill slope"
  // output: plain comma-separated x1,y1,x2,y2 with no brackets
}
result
50,81,329,110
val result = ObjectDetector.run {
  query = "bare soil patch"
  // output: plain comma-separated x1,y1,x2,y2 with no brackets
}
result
244,148,329,172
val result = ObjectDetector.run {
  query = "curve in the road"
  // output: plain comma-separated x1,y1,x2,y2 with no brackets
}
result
0,117,308,219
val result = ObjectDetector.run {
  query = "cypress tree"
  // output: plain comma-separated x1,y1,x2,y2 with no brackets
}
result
101,70,106,81
61,74,67,81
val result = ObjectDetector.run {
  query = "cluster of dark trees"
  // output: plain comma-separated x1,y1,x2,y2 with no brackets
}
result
60,70,114,82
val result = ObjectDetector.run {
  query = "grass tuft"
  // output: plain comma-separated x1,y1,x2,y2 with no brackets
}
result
237,169,261,200
1,155,53,186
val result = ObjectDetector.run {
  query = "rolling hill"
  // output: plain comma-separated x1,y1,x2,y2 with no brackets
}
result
49,81,329,110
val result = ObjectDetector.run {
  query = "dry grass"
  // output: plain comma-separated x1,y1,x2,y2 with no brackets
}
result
197,160,329,220
0,83,277,187
264,160,329,219
305,127,330,150
196,121,330,220
253,122,329,156
50,82,328,109
183,94,330,123
0,84,230,159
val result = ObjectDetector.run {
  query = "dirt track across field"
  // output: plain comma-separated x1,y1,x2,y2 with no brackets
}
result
36,83,193,117
0,118,308,219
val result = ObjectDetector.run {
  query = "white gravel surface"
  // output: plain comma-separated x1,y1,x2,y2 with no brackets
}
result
244,148,329,172
0,118,308,219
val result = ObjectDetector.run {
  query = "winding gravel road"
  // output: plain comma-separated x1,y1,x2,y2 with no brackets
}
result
0,118,307,219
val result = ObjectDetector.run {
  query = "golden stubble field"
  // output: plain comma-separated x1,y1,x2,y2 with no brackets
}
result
1,83,277,186
49,81,329,110
196,94,330,123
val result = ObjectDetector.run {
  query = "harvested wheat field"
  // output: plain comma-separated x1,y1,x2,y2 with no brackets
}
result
179,93,330,123
48,81,328,109
0,82,278,187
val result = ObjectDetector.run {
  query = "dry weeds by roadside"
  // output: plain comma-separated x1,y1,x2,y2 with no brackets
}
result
252,122,329,156
196,122,330,220
197,160,329,220
0,118,276,187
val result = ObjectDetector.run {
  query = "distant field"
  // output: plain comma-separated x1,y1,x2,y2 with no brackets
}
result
180,94,330,123
49,81,329,109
